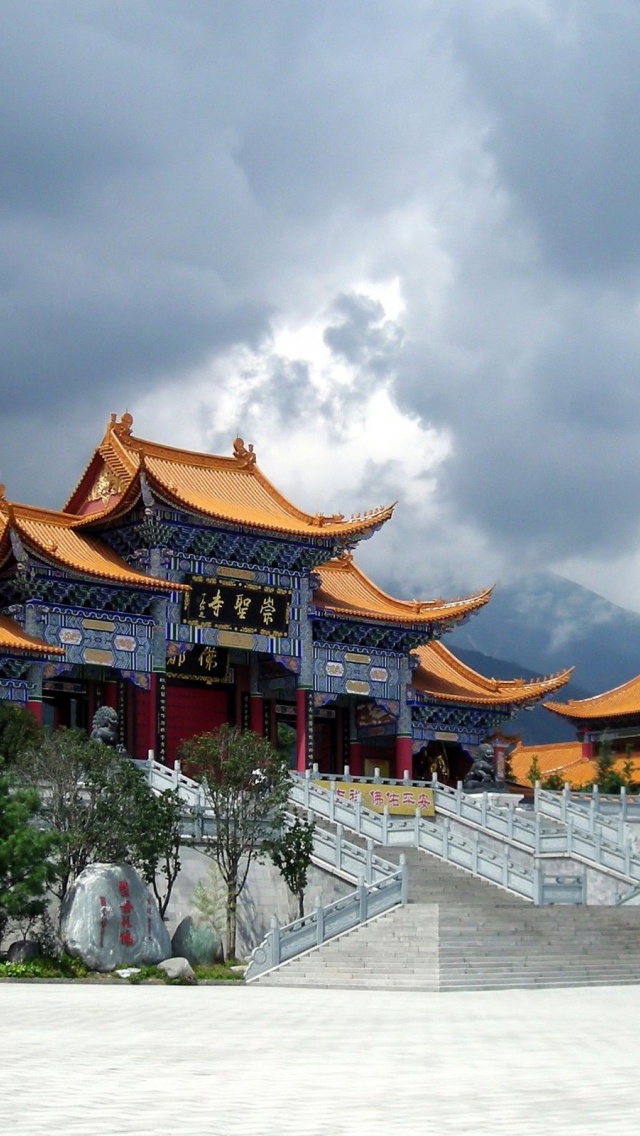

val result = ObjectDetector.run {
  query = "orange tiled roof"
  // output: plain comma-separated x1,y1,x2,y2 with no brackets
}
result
509,740,640,789
0,613,64,657
545,674,640,721
412,640,573,707
2,503,182,592
66,414,394,540
313,555,493,625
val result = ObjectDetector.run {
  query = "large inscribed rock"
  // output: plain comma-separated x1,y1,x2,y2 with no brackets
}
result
60,863,171,971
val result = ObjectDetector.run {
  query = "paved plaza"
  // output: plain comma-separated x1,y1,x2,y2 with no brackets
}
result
1,982,639,1135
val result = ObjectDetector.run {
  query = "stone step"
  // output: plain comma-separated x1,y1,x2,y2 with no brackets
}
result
255,812,640,990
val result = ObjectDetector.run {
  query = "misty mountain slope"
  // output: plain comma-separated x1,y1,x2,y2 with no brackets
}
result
451,647,592,746
447,571,640,695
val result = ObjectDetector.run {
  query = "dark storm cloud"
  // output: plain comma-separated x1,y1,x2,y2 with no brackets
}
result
385,2,640,573
4,0,640,594
450,2,640,280
323,293,403,373
0,0,452,506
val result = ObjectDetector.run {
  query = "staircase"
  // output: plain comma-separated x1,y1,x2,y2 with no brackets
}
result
254,848,640,991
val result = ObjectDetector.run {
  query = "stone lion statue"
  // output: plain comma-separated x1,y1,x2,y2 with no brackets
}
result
90,706,119,748
462,742,496,792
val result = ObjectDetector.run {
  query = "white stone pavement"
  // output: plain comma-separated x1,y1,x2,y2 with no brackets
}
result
1,982,639,1135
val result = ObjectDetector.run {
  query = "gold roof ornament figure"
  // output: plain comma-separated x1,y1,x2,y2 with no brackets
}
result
232,437,257,469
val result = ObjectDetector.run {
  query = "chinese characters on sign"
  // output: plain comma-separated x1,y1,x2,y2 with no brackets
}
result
315,780,435,816
183,575,291,637
166,645,231,685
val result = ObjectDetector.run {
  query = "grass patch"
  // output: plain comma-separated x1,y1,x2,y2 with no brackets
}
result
193,962,245,981
0,953,90,980
0,955,246,983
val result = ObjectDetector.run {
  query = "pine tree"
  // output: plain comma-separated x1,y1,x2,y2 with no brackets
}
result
0,760,58,947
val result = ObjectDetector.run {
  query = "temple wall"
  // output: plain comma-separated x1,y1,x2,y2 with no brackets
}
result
164,844,351,958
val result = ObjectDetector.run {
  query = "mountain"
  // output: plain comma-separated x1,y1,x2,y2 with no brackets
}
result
447,571,640,696
451,647,592,746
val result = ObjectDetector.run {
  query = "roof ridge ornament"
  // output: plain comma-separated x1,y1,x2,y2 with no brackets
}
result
109,411,134,438
311,511,345,527
9,525,28,571
232,437,257,469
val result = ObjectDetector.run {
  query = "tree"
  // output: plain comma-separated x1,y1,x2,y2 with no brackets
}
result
594,739,625,794
0,758,58,947
265,816,315,919
14,728,183,911
526,755,542,787
179,724,290,960
541,772,564,791
0,702,43,766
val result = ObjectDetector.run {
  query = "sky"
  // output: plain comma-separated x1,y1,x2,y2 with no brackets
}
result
3,1,640,611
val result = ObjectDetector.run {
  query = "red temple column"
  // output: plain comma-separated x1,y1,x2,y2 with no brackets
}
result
396,735,414,780
141,675,158,759
26,664,43,725
249,693,264,735
349,740,364,776
101,681,118,711
296,687,311,773
581,736,594,761
26,697,43,725
347,700,363,775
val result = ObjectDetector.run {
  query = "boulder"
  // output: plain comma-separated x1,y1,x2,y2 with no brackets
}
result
7,939,40,964
171,914,224,967
60,863,171,972
158,957,196,983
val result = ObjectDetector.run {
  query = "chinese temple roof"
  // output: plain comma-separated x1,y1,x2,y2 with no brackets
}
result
0,502,180,592
411,641,572,707
313,555,493,626
545,674,640,722
66,413,394,542
509,740,640,789
0,613,64,658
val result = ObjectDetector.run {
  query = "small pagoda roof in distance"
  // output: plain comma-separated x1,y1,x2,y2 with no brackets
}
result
313,554,493,626
509,739,640,789
0,498,182,593
412,640,572,707
545,674,640,722
65,413,394,542
0,613,64,658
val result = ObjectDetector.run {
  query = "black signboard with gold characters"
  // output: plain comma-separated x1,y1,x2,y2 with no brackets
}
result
166,645,231,685
182,575,291,638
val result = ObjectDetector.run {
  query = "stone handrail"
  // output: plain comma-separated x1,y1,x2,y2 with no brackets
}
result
245,864,407,982
289,774,543,901
534,783,638,847
291,774,640,898
300,815,399,886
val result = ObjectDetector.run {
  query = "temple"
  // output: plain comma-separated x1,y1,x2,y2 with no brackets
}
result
511,676,640,788
0,414,571,779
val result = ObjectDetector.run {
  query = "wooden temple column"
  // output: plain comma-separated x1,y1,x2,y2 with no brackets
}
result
26,663,43,725
101,680,118,711
248,653,264,735
295,688,313,772
23,605,44,724
580,729,594,761
395,660,413,779
348,698,363,776
296,576,314,772
150,597,168,763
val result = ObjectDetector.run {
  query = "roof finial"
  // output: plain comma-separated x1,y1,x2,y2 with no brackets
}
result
232,437,257,469
109,411,134,437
